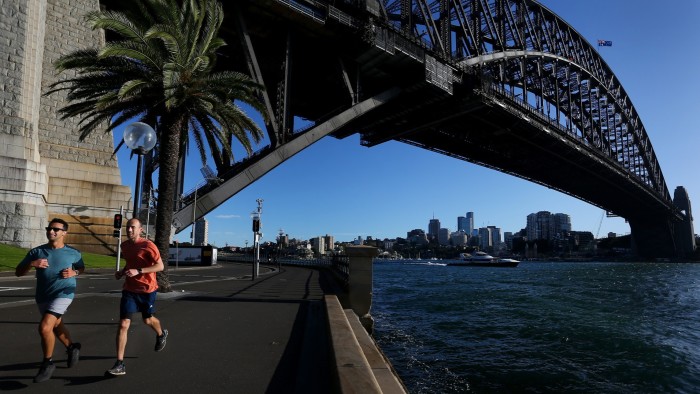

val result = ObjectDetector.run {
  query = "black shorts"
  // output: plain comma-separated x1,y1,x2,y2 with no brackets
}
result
120,290,157,320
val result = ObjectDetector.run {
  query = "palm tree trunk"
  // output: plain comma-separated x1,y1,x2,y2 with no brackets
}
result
153,117,186,292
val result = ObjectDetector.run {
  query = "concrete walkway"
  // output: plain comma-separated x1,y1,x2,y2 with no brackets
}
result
0,263,336,393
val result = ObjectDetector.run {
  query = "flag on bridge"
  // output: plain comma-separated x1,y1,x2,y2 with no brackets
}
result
597,39,613,47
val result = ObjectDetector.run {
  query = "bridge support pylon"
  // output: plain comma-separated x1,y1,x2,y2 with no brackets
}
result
628,186,696,260
629,215,677,260
673,186,696,259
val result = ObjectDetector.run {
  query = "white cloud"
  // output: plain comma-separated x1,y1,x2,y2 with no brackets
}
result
216,214,240,219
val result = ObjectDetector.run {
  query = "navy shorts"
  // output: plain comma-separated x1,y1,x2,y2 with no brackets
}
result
120,290,158,320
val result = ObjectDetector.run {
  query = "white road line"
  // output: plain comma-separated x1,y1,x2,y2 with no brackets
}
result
0,287,30,292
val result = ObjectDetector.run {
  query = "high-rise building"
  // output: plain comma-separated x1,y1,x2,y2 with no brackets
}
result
488,226,502,248
527,211,571,241
438,228,450,245
323,234,335,253
194,217,208,246
428,218,441,239
311,236,325,255
466,212,474,235
553,213,572,237
478,227,492,250
527,211,552,240
457,216,467,232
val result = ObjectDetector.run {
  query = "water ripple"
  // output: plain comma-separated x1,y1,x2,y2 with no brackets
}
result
373,261,700,393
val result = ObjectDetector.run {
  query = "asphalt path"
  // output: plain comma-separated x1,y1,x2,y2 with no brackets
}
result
0,262,333,393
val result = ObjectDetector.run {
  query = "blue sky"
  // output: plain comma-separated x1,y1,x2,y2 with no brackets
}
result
113,0,700,247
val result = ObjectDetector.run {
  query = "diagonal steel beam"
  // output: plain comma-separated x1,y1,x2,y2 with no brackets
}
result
171,87,401,232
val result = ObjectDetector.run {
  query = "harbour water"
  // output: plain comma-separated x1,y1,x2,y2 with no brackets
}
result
372,260,700,393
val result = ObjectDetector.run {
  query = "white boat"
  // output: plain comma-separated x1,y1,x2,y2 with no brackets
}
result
447,252,519,267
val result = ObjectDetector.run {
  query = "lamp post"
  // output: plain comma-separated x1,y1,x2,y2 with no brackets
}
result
123,122,157,218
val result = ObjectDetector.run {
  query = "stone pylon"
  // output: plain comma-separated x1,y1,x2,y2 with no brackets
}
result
0,0,131,254
673,186,696,259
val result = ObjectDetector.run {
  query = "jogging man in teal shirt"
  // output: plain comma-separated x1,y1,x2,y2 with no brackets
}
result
16,218,85,383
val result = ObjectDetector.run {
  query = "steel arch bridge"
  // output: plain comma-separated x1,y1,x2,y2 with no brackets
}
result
118,0,693,258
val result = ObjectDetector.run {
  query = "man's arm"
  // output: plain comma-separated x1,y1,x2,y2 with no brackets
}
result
142,257,164,274
15,254,47,277
15,262,31,277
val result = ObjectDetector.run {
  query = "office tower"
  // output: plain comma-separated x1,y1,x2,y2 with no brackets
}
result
466,212,474,235
457,216,467,232
478,227,492,250
428,218,441,238
194,217,208,246
488,226,502,247
438,228,450,245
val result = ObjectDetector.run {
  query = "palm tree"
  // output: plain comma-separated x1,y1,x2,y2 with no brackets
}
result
47,0,266,291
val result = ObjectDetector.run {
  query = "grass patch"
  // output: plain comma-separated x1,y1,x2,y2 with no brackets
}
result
0,243,124,272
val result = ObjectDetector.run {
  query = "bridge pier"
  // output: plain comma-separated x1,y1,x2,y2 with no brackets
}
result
673,186,696,258
629,187,696,260
629,215,677,259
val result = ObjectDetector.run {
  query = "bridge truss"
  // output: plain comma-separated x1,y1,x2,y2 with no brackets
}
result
376,0,669,203
128,0,689,256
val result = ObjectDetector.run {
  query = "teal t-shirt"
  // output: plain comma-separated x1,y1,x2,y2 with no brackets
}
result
19,244,85,303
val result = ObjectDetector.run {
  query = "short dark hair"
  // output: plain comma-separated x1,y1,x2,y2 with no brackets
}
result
49,218,69,231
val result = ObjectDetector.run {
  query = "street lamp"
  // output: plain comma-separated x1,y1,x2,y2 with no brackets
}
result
124,122,157,218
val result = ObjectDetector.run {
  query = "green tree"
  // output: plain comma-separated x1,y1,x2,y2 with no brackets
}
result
47,0,266,291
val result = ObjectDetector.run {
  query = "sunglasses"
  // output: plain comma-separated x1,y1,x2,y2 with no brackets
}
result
45,227,65,232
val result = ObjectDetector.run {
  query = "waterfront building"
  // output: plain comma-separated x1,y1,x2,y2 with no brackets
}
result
527,211,572,241
194,217,208,246
527,211,552,240
553,213,572,237
408,232,429,245
450,230,468,246
504,231,514,250
383,238,395,251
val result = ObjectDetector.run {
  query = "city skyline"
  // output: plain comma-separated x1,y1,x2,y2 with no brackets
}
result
111,0,699,248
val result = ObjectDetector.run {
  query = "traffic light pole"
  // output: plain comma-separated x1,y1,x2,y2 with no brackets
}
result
251,199,263,280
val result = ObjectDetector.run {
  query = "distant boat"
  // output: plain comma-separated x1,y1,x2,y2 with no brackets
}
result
447,252,519,267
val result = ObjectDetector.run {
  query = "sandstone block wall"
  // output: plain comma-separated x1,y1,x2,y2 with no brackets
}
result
1,0,133,255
